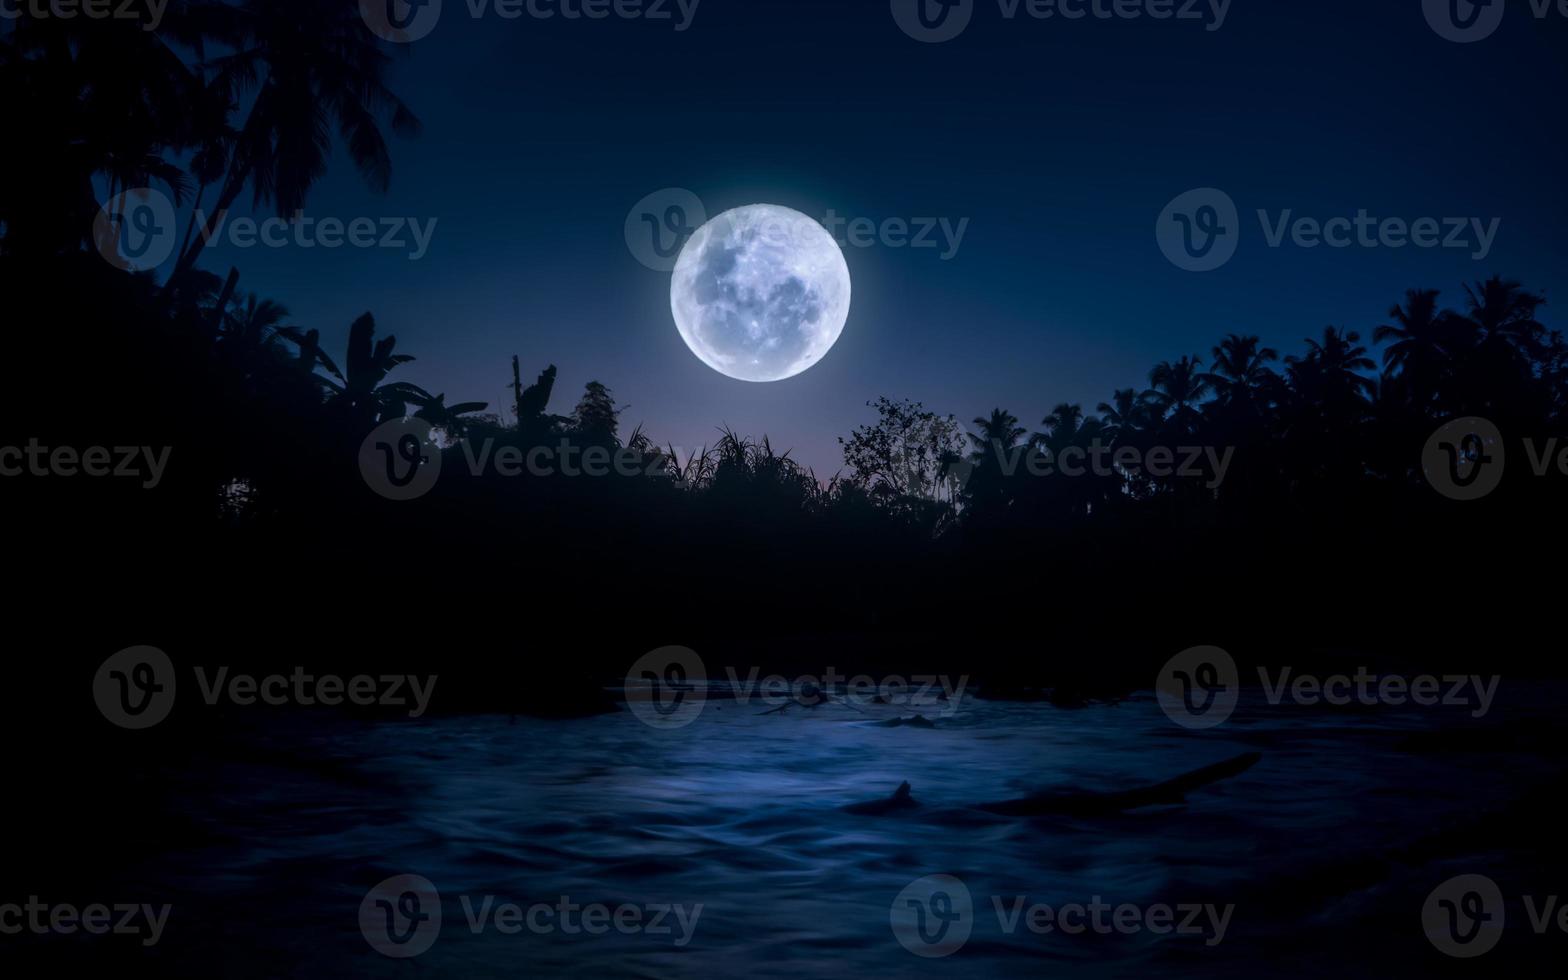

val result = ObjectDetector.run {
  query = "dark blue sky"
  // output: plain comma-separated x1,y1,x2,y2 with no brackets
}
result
205,0,1568,473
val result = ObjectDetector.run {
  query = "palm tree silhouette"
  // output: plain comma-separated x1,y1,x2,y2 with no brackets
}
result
1462,276,1545,347
2,3,206,255
1287,327,1376,402
218,293,292,361
1147,355,1210,434
177,74,239,266
1202,334,1280,414
1037,403,1087,454
170,0,421,284
1374,288,1455,412
968,408,1027,463
1096,388,1156,446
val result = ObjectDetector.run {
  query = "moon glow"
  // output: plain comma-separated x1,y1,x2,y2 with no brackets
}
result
670,204,852,383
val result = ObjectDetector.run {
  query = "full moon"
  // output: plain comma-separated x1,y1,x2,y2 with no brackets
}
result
670,204,852,382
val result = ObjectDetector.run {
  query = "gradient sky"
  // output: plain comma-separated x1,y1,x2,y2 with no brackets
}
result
196,0,1568,474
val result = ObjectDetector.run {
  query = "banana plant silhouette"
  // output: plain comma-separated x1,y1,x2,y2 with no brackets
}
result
309,313,431,425
413,393,488,439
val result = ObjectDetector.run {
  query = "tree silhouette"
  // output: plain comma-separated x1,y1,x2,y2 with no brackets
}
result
169,0,421,284
1202,334,1280,416
318,312,431,424
1147,355,1210,435
414,393,489,439
839,397,966,505
572,381,620,448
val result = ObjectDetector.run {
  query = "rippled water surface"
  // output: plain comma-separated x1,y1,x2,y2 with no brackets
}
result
82,684,1568,977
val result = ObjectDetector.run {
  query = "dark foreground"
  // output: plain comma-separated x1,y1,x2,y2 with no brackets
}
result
8,681,1567,977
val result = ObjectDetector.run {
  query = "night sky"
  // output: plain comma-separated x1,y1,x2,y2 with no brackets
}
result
197,0,1568,474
